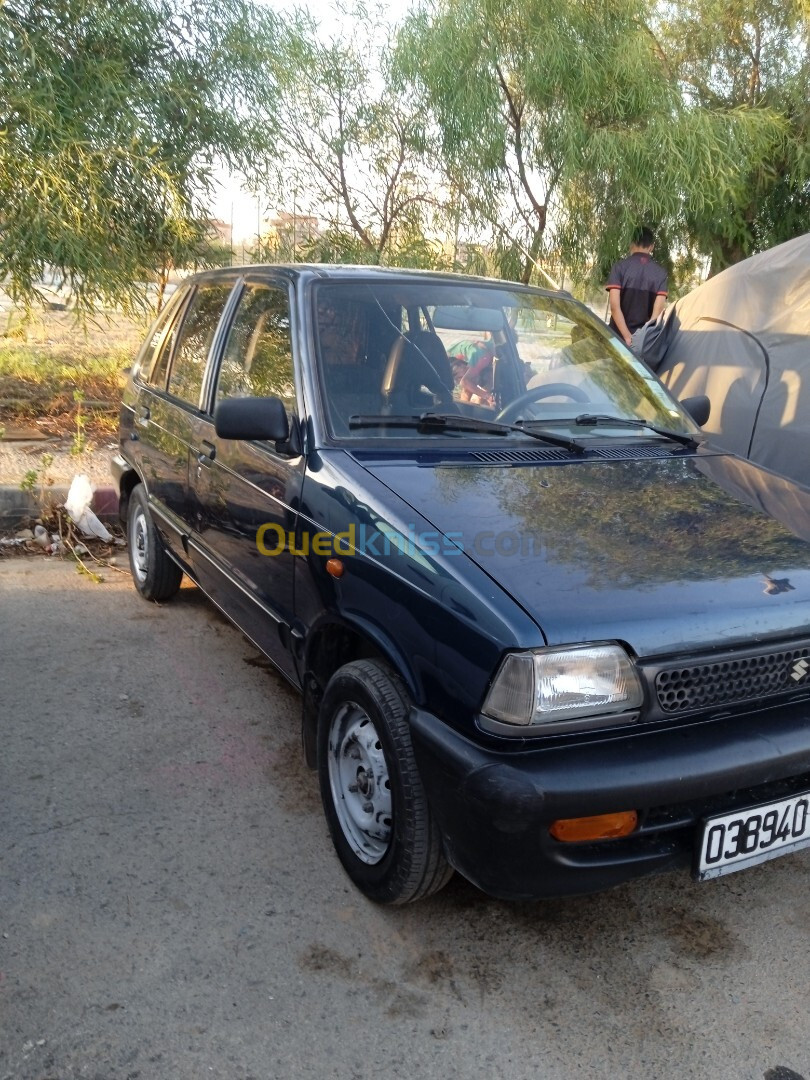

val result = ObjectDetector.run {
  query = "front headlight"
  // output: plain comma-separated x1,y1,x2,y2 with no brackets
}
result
482,644,643,734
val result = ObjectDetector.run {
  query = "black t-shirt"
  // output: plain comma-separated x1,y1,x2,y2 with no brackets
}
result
606,252,668,333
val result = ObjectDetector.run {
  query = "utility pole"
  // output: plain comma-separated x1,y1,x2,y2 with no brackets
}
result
292,188,297,263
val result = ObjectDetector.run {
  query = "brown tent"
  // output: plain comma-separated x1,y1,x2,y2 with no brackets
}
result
639,233,810,489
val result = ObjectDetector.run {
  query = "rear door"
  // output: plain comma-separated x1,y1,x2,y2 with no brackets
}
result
127,286,191,560
125,285,190,516
188,277,304,683
136,280,236,558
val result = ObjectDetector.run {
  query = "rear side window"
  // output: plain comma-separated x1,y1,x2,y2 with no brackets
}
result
167,283,234,406
214,284,296,413
139,287,188,388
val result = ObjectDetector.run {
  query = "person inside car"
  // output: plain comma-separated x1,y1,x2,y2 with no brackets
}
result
449,336,496,407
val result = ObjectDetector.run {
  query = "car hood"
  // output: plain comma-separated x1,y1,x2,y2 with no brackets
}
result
354,446,810,658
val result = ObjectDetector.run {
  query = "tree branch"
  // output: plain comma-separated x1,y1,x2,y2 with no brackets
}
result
324,78,372,250
494,62,546,226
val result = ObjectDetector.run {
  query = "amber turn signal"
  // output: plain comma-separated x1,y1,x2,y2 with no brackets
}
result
326,558,345,579
549,810,638,843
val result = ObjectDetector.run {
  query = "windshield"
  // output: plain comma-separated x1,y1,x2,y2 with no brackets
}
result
312,280,693,440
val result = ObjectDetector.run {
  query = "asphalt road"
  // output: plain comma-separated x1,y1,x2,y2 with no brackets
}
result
2,558,810,1080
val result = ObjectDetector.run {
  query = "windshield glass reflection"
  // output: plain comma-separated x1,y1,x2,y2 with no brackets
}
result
313,281,693,439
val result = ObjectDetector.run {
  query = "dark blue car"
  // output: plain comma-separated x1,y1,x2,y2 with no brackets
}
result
113,265,810,904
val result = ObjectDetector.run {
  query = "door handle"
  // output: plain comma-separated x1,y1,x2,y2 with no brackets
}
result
197,440,216,464
135,404,150,427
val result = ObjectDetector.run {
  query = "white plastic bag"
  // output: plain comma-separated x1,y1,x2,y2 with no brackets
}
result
65,474,113,542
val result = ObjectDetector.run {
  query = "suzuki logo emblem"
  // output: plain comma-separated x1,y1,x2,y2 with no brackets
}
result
790,658,809,682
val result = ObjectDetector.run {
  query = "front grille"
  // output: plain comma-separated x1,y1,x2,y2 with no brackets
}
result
655,645,810,714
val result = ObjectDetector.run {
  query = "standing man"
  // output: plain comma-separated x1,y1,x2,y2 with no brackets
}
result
605,226,668,349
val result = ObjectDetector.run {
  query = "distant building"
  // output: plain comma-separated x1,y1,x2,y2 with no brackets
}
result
207,218,233,248
267,212,321,256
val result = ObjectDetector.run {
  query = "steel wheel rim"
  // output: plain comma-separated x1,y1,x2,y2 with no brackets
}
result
129,507,149,584
327,702,392,865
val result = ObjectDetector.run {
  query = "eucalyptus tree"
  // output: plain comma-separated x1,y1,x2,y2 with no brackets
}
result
397,0,783,286
0,0,281,312
265,7,444,265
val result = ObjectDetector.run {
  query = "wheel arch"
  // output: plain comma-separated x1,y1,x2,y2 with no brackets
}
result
300,615,420,769
118,467,144,523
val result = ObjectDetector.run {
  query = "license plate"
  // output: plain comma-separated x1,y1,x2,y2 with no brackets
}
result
696,790,810,880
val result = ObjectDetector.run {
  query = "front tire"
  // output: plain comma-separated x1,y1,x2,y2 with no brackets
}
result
126,485,183,602
317,659,452,905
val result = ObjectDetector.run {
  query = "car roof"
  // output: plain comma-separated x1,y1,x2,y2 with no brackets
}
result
182,262,573,300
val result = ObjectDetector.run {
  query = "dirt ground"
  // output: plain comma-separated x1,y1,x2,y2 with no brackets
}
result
0,304,144,447
0,303,129,525
0,438,118,490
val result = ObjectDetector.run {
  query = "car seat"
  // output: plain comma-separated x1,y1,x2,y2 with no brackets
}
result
381,331,455,414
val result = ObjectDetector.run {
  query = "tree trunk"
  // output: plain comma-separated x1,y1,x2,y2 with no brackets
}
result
521,219,546,284
155,264,170,315
708,238,748,278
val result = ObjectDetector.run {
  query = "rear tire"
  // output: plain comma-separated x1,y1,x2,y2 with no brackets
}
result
126,485,183,602
317,659,453,904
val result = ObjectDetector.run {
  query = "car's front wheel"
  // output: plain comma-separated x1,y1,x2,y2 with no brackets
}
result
126,485,183,602
317,659,452,904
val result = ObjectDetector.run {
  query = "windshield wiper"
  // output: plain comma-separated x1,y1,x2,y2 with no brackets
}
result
570,413,703,448
348,413,585,452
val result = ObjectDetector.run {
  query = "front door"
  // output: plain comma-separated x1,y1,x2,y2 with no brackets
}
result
188,279,304,683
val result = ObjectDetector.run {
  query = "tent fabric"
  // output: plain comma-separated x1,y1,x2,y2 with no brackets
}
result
639,233,810,489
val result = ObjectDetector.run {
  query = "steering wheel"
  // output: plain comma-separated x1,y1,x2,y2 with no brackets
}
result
495,382,589,424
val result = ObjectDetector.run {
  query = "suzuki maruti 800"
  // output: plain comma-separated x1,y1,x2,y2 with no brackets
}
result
113,265,810,904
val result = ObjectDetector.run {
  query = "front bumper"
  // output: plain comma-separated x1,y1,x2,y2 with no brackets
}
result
409,698,810,900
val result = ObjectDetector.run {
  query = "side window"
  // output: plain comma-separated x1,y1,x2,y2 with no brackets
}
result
139,288,188,389
167,283,234,407
147,306,185,389
215,285,296,413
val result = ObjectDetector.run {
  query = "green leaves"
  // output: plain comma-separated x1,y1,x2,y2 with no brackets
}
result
0,0,282,312
655,0,810,271
397,0,808,288
1,0,805,306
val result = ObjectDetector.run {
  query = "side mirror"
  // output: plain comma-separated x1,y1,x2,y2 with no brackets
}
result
214,396,290,443
680,395,711,428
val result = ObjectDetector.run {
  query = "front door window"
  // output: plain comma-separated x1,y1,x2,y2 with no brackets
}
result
215,285,296,414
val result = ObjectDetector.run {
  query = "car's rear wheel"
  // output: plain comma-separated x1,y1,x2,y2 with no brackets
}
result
317,659,453,904
126,485,183,602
